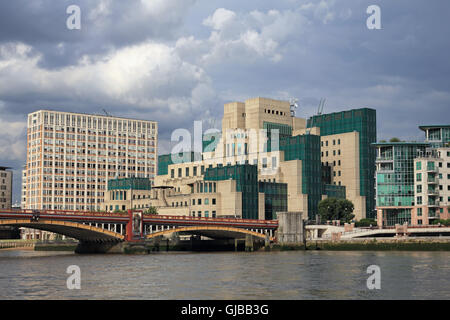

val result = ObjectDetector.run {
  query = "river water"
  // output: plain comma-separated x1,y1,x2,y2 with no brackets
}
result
0,250,449,300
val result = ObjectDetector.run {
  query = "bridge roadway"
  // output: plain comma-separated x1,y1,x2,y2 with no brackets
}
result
0,210,278,244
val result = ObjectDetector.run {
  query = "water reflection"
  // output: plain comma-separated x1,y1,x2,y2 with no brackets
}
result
0,250,449,299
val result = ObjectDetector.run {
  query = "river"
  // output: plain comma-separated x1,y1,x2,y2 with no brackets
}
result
0,250,449,300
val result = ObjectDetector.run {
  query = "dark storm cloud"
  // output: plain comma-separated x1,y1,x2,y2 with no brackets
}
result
0,0,196,68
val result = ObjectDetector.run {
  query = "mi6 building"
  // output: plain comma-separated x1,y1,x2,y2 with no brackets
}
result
105,97,377,221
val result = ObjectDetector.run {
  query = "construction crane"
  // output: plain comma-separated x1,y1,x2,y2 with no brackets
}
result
317,98,326,116
306,98,326,134
103,109,112,117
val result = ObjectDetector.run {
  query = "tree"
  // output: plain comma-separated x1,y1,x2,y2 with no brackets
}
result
144,206,158,215
389,137,401,142
318,198,355,223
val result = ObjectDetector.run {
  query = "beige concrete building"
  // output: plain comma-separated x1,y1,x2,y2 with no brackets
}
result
412,147,450,225
0,167,12,209
319,132,366,220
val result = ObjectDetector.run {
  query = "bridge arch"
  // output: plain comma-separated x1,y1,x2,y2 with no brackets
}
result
0,219,124,242
146,226,274,241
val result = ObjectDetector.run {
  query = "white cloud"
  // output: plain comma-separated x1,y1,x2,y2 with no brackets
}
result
178,7,311,66
0,118,26,162
0,42,214,116
203,8,236,30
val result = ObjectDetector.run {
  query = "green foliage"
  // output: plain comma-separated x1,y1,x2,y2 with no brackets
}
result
379,139,387,143
389,137,401,142
144,206,158,215
355,218,377,227
431,219,450,226
318,198,355,223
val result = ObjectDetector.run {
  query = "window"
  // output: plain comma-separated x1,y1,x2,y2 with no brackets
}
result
416,162,421,170
205,198,209,205
198,199,202,205
338,139,341,145
417,196,422,205
212,211,216,218
326,141,328,146
198,211,202,217
192,199,195,205
178,168,182,177
171,169,174,178
212,198,216,205
333,140,336,145
418,220,422,225
204,211,209,217
416,173,422,182
417,208,422,216
416,185,422,193
186,167,189,177
439,162,442,168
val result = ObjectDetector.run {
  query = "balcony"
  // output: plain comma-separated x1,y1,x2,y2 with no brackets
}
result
427,189,439,196
426,166,438,173
427,177,439,184
376,157,393,163
427,201,440,207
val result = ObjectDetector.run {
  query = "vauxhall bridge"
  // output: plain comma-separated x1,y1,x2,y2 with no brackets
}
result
0,209,279,253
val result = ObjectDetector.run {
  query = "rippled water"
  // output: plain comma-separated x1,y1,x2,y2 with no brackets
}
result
0,250,449,299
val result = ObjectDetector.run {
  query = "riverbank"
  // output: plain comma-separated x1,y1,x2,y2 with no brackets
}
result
271,237,450,251
3,237,450,253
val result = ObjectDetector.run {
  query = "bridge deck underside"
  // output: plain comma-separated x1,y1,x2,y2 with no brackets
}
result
0,220,123,242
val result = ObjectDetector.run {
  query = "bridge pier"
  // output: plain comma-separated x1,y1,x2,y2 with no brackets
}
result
245,234,254,252
277,211,305,247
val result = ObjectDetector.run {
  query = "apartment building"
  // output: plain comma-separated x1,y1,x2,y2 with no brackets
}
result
375,125,450,226
23,110,158,211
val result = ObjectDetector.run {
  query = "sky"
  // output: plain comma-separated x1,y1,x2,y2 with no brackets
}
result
0,0,449,204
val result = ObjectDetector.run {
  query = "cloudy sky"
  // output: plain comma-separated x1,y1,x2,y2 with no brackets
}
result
1,0,449,203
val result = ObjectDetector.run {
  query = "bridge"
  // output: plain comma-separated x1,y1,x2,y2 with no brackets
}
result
0,210,278,253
